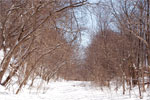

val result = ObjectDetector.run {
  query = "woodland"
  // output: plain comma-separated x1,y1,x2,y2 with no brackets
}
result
0,0,150,98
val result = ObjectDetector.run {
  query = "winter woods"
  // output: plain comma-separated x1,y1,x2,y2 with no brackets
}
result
0,0,150,98
84,0,150,98
0,0,87,94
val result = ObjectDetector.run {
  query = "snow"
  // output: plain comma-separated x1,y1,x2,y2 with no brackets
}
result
0,50,4,71
0,49,150,100
0,79,150,100
0,50,4,62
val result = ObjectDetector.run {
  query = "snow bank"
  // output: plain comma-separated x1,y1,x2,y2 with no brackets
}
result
0,79,150,100
0,50,150,100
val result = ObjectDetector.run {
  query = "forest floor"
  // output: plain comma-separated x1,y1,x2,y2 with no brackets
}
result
0,79,150,100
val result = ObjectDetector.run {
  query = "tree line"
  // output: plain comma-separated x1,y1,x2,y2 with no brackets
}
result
0,0,150,98
83,0,150,98
0,0,87,94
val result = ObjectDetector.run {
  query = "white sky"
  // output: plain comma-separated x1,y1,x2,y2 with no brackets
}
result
80,0,99,47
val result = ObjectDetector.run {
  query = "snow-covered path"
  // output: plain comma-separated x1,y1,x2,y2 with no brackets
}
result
0,80,150,100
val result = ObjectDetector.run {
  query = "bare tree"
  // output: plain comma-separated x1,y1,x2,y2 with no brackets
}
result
83,0,150,98
0,0,87,94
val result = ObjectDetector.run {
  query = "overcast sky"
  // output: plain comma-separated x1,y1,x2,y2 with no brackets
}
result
80,0,99,47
